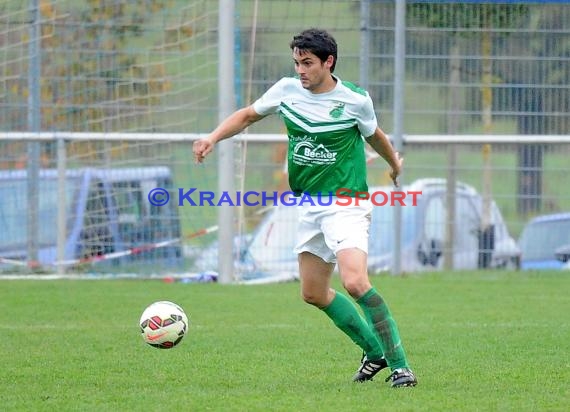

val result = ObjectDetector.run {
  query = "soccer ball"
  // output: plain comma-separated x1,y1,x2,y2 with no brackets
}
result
139,301,189,349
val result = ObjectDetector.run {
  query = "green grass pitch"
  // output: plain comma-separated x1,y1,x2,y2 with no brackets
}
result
1,271,569,411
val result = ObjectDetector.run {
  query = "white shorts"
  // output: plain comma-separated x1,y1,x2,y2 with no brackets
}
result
293,197,373,264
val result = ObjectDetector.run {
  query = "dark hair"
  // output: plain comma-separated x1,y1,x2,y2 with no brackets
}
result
290,28,338,73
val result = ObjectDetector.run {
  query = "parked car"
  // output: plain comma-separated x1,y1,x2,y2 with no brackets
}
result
0,167,182,270
555,245,570,270
518,212,570,270
242,178,520,275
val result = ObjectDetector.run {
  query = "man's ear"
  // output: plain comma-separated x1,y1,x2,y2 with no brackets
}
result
325,55,334,70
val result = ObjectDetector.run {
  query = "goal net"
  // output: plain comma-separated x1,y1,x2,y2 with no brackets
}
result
0,0,365,279
0,1,222,276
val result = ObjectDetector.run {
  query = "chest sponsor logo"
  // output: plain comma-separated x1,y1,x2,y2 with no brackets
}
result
292,141,337,165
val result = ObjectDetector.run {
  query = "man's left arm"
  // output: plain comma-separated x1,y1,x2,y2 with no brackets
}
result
364,127,403,187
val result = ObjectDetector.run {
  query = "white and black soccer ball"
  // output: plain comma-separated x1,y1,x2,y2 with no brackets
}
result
139,301,189,349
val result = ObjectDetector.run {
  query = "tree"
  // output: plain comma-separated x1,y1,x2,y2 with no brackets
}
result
495,5,570,214
1,0,175,132
0,0,198,164
40,0,173,132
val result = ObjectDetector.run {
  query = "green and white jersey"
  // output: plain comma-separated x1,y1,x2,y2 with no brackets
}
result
252,75,377,196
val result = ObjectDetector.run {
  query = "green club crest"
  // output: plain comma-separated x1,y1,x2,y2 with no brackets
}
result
329,102,345,119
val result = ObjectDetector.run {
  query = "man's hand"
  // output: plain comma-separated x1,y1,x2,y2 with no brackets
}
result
390,152,404,187
365,128,405,188
193,137,214,164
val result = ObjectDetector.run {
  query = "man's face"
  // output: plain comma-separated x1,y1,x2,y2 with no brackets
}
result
292,48,333,92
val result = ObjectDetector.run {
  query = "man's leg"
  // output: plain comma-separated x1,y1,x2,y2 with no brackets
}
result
298,251,383,361
337,248,416,386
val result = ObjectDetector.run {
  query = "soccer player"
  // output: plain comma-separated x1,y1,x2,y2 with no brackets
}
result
193,28,417,387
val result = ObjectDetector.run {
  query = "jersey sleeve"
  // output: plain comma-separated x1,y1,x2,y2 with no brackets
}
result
357,94,378,138
252,78,287,116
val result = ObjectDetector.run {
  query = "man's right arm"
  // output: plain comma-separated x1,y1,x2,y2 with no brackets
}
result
208,106,265,144
193,106,264,163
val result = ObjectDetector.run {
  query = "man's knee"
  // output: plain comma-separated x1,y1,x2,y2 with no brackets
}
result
301,290,322,306
301,288,333,308
342,277,371,299
336,248,370,298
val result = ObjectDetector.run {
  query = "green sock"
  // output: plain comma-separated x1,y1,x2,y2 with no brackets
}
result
322,291,383,360
357,287,409,369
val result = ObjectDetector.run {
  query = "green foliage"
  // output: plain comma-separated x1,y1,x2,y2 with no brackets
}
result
405,3,569,134
1,272,569,411
407,3,529,31
1,0,181,133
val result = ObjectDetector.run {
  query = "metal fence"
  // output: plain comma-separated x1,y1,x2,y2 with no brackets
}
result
0,0,569,277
